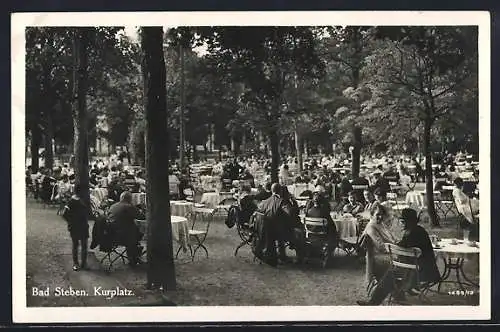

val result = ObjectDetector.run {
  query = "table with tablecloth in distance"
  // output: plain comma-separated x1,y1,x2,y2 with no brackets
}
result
170,200,194,217
405,190,441,209
299,213,358,240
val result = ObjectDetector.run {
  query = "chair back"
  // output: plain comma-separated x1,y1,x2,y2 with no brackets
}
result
303,217,328,238
384,243,421,271
190,207,215,232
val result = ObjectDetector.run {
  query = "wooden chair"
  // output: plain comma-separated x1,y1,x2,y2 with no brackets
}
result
384,243,433,304
303,217,332,268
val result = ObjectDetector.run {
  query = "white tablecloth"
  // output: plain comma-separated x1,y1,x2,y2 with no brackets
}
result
131,192,146,206
405,191,441,209
170,201,194,217
331,215,358,239
200,192,220,208
287,183,315,198
136,215,190,251
90,188,108,205
300,213,358,240
434,238,480,259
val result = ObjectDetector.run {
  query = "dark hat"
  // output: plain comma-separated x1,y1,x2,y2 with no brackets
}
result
400,208,418,224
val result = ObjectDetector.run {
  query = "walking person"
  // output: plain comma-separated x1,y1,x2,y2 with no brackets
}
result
62,183,89,271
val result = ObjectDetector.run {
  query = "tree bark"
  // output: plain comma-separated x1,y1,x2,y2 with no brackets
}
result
142,27,176,291
294,128,303,173
43,108,54,170
352,126,362,178
30,121,41,173
72,28,91,209
269,128,280,184
423,116,439,226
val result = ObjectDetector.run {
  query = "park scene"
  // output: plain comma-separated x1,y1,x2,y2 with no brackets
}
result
24,25,480,307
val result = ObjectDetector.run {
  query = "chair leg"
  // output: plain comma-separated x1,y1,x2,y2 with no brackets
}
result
234,240,247,257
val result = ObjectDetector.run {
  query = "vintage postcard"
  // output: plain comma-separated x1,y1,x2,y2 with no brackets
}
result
12,11,491,323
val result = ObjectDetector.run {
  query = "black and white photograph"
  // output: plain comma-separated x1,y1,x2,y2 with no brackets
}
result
12,11,490,323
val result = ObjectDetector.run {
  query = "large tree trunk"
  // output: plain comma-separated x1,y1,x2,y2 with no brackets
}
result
142,27,176,291
72,28,91,209
269,128,280,184
179,45,186,170
423,116,439,226
43,108,54,170
294,128,303,173
351,126,362,178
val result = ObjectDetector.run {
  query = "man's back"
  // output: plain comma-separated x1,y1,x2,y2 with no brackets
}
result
108,201,137,227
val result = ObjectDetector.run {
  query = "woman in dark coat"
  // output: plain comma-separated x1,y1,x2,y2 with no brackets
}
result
63,183,89,271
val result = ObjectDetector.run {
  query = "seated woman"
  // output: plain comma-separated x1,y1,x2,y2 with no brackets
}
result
359,204,397,286
357,208,440,305
374,188,403,241
342,191,365,215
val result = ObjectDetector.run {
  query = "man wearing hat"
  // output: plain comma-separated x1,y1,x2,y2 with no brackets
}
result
357,208,440,305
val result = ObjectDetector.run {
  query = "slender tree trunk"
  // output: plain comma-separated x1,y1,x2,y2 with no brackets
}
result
423,116,439,226
294,128,303,173
72,28,90,209
142,27,176,290
352,126,362,178
30,121,41,173
269,128,280,184
179,45,185,169
44,108,54,170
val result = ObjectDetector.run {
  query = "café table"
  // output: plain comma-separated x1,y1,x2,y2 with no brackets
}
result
433,238,480,292
135,215,190,253
131,192,146,206
90,187,108,205
287,183,315,198
170,200,194,217
330,213,359,239
299,213,358,240
405,190,441,209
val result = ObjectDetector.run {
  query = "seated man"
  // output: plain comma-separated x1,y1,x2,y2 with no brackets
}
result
357,208,440,305
238,185,258,224
256,183,294,266
342,191,365,215
107,191,143,267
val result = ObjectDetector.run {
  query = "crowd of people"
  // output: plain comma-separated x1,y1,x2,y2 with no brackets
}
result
26,149,479,303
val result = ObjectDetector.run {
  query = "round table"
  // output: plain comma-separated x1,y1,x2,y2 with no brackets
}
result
405,190,441,209
131,192,146,206
200,192,220,208
170,201,194,217
90,188,108,205
287,183,315,198
135,215,190,252
330,214,358,239
433,238,480,292
299,213,358,240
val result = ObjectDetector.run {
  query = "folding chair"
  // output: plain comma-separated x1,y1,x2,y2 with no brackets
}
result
436,185,459,221
384,243,433,304
303,216,332,268
186,207,214,261
99,243,129,273
387,192,409,218
235,210,259,257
